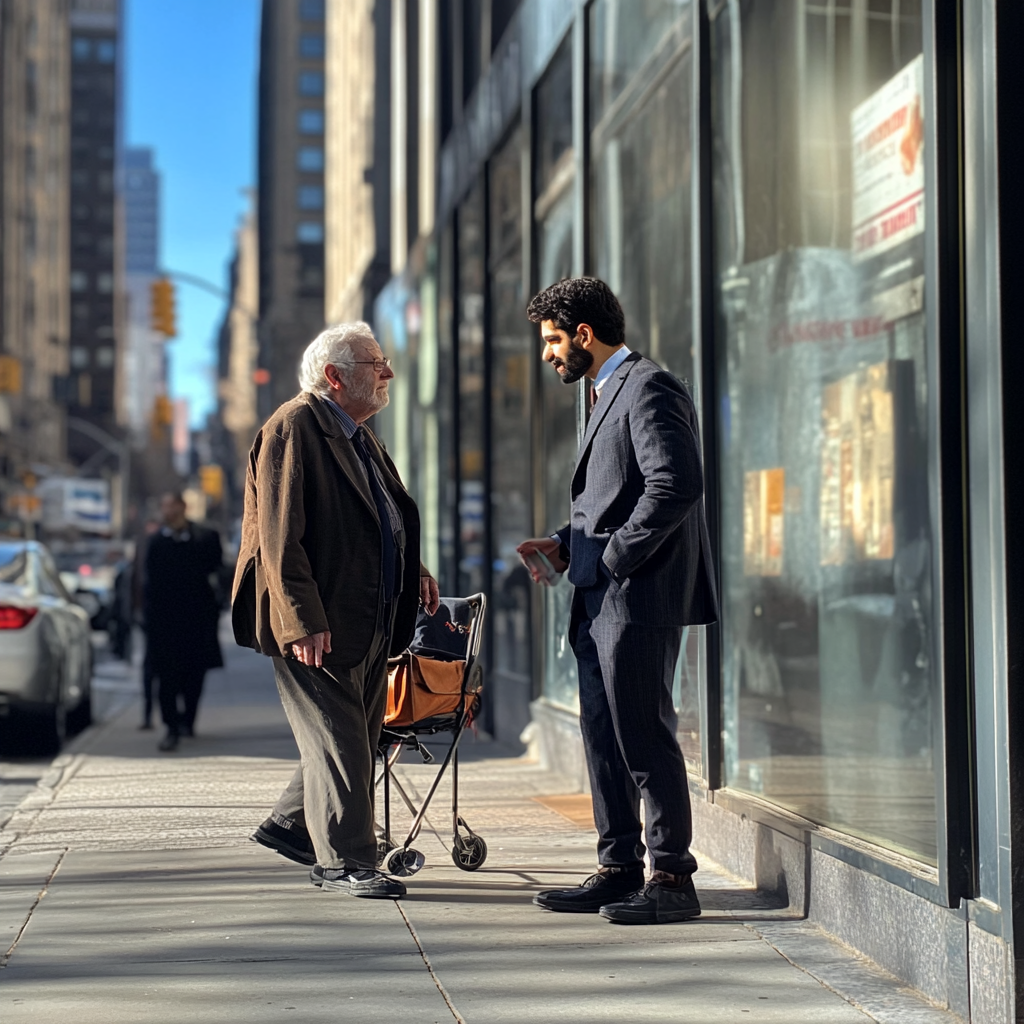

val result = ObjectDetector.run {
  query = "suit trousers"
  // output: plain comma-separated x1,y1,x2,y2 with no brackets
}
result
571,583,698,877
269,611,393,871
157,663,206,735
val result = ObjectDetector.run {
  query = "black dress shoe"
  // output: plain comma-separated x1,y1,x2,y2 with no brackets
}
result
533,867,646,913
599,875,702,924
320,869,406,899
250,819,316,866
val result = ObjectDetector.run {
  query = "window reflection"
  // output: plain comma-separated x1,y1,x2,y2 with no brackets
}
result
457,184,486,599
710,0,935,862
489,127,534,742
590,0,702,770
535,39,579,711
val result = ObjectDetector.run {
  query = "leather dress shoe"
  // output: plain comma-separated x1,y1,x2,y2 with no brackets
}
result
157,732,178,752
533,867,645,913
599,874,701,924
250,819,316,866
320,868,406,899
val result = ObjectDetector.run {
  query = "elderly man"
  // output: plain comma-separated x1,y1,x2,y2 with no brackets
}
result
232,322,439,900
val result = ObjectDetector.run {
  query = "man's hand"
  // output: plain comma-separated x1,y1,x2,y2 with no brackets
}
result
516,537,568,583
420,575,440,616
292,631,331,668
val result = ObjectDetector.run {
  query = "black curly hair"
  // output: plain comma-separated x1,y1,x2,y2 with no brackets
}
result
526,277,625,347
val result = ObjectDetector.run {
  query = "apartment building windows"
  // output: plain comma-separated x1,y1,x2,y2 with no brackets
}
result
297,146,324,171
298,109,324,133
297,185,324,209
298,70,324,96
299,34,324,58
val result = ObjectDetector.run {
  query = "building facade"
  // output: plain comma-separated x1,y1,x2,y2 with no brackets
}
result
323,0,392,325
121,147,165,447
216,198,259,511
65,0,124,473
256,0,328,416
366,1,1024,1019
0,0,71,512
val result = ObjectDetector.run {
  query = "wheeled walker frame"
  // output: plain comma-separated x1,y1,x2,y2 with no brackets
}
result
377,593,487,876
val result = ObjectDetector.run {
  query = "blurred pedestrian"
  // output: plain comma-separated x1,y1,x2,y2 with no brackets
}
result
134,519,160,729
232,321,439,901
144,493,223,751
518,278,718,925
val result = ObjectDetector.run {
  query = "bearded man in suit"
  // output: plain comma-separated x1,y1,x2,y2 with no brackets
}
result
232,322,439,900
518,278,718,925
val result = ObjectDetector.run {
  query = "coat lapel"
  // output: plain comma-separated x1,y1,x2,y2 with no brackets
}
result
574,352,640,475
305,393,379,524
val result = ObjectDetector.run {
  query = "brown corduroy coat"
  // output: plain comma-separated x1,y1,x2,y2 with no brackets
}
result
231,391,424,669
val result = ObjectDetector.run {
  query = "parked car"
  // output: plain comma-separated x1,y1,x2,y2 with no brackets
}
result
52,545,121,630
0,540,93,754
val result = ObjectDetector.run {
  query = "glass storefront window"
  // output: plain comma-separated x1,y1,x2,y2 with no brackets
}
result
489,127,534,743
710,1,936,862
590,0,702,771
457,184,486,599
437,225,458,594
535,39,579,711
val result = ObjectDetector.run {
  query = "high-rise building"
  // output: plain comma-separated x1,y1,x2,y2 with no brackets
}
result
121,147,167,448
323,0,391,324
66,0,123,466
216,198,259,503
0,0,71,491
256,0,327,415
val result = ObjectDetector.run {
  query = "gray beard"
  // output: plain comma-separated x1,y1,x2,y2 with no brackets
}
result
348,374,389,412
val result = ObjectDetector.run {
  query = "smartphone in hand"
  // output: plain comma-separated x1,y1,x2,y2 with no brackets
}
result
521,549,558,586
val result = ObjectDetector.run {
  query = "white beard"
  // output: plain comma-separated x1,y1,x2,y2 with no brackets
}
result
348,372,389,412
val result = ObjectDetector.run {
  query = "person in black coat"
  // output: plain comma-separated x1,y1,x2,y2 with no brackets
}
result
143,492,223,751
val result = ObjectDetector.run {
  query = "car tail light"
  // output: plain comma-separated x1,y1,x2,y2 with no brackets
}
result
0,606,37,629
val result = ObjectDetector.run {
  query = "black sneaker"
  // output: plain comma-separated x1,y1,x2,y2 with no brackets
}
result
533,867,646,913
157,732,179,752
309,864,324,888
599,875,702,925
320,869,406,899
250,818,317,866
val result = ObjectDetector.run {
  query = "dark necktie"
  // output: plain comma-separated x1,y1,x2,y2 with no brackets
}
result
589,384,599,411
354,427,399,604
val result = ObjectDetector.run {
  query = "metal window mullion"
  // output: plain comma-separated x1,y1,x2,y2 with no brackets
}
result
572,3,589,441
696,0,723,791
922,0,976,906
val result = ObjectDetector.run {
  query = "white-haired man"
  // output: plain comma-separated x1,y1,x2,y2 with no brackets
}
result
232,322,440,899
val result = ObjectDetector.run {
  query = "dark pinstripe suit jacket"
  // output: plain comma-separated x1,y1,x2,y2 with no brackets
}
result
556,351,719,627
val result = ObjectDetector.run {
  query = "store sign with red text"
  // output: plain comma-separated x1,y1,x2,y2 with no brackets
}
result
851,55,925,262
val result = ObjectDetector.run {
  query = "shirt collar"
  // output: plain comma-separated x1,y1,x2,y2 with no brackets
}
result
593,345,631,394
322,395,359,439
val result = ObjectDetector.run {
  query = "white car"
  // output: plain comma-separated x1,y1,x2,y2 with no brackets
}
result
0,540,93,754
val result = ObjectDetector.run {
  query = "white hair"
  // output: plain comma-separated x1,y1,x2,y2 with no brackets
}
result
298,321,376,398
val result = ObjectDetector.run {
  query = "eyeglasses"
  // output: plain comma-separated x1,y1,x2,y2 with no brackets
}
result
353,358,392,373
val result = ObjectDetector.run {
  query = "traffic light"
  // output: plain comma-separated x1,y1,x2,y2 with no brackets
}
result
0,355,22,394
150,277,177,337
199,464,224,504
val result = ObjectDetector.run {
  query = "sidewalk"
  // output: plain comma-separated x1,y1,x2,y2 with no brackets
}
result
0,628,958,1023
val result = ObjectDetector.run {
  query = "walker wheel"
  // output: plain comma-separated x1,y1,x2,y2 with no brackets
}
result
452,834,487,871
383,847,425,877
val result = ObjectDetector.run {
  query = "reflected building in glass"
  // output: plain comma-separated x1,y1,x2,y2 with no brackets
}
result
352,2,1024,1018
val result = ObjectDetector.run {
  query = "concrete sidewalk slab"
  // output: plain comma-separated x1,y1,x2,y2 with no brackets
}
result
2,845,451,1024
0,627,960,1023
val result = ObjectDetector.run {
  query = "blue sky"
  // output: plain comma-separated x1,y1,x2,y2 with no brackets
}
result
125,0,260,427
